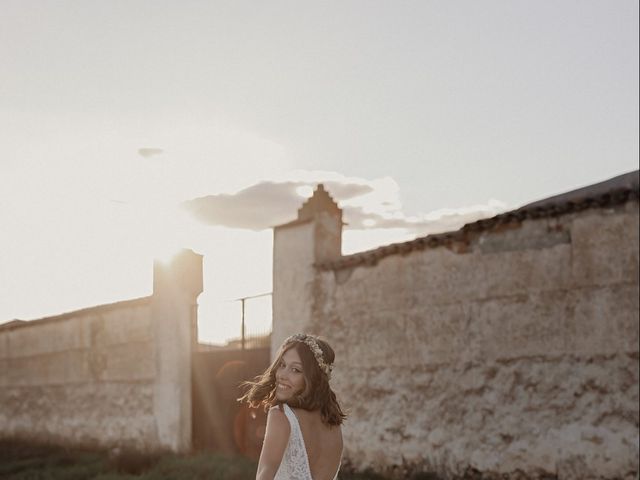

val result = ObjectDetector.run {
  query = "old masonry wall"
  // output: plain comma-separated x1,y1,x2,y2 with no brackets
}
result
322,202,639,479
295,199,638,479
0,249,202,454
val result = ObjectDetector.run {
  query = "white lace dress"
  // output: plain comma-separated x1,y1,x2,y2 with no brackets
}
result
274,404,341,480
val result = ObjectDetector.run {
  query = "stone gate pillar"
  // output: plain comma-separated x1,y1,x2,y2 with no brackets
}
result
151,249,203,453
272,184,343,357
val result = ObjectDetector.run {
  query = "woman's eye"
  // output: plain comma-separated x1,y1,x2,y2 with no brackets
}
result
292,368,300,373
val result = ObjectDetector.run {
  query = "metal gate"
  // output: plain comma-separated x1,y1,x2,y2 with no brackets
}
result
191,293,272,458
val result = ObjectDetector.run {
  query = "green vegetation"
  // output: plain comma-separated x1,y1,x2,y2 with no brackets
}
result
0,440,397,480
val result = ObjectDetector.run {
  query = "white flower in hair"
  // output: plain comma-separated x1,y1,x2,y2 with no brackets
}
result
286,333,333,379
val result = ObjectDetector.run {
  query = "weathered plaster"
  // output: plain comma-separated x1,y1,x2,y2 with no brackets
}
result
0,249,203,454
0,301,157,450
274,196,639,479
0,383,157,450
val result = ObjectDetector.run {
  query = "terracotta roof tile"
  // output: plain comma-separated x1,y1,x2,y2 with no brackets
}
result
317,171,639,271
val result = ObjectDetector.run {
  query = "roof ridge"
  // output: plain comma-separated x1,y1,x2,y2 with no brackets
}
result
0,296,152,330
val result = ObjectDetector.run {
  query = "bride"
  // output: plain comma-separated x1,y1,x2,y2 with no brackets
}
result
240,333,346,480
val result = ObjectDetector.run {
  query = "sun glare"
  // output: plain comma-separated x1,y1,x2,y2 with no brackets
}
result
153,245,185,265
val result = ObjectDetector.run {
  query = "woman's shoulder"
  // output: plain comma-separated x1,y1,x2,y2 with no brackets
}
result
269,404,285,414
266,405,291,432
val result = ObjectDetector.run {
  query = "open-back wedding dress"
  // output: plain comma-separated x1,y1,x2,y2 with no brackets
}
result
274,404,341,480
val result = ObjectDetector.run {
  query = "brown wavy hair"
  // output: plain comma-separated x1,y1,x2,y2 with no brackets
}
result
239,335,346,426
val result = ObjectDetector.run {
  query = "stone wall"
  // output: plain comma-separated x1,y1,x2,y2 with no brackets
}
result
0,249,202,454
272,184,639,479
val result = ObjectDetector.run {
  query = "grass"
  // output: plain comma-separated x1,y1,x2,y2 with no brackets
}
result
0,440,400,480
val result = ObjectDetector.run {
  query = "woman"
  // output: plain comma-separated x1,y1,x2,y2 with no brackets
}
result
240,333,346,480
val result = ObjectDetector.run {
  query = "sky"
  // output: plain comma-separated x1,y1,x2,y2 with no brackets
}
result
1,1,638,343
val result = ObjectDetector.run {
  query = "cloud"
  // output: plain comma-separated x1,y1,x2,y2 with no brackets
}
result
182,181,306,230
345,198,508,237
137,147,164,158
181,171,508,236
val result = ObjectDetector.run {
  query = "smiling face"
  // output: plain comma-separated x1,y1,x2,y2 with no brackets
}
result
275,346,306,402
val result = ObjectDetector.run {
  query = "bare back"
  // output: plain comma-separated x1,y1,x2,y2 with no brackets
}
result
291,407,343,480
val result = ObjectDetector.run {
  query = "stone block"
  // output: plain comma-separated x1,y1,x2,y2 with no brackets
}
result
6,350,89,386
339,305,466,368
475,216,570,254
334,253,411,308
405,304,470,365
571,211,639,288
101,307,153,345
84,315,108,348
479,244,572,299
8,318,85,357
406,248,487,304
468,290,569,361
340,309,405,367
0,359,8,386
102,341,156,382
566,284,640,355
0,332,8,359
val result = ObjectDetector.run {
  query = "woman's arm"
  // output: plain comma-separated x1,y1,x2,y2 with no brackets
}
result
256,406,290,480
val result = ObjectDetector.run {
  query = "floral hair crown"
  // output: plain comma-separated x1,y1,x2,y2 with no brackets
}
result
285,333,333,379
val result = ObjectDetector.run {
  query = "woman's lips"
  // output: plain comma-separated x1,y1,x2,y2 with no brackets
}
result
276,382,297,400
